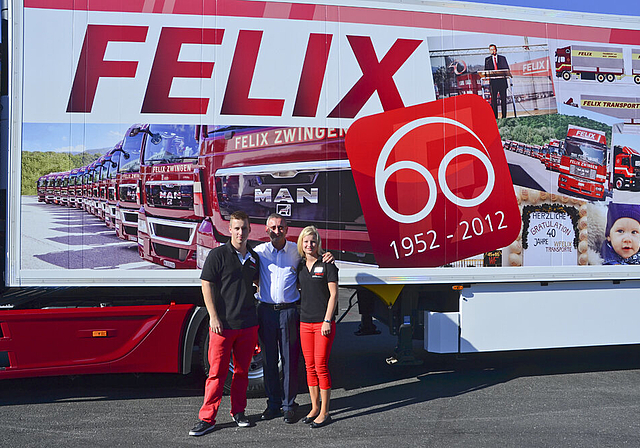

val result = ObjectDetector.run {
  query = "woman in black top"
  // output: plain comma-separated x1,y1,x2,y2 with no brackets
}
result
296,226,338,428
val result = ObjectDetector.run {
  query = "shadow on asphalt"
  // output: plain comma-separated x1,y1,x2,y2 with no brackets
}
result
327,322,640,422
2,320,640,411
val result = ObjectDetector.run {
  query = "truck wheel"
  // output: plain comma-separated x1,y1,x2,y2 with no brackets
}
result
614,176,626,190
634,75,640,85
606,73,615,82
596,73,605,83
562,71,571,81
198,327,272,397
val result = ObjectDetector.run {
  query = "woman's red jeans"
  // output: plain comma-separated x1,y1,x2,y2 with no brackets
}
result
300,321,335,389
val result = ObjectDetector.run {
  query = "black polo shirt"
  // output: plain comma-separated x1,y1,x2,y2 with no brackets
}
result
200,242,260,330
297,259,339,323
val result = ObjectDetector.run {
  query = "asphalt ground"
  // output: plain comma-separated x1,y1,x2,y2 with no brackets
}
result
1,292,640,448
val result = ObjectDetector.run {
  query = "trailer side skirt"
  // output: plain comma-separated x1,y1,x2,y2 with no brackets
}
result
425,281,640,353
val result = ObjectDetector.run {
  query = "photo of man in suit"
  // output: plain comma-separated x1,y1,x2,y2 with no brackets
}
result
484,44,510,119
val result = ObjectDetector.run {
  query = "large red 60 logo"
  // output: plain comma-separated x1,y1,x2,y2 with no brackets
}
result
346,96,520,268
375,116,495,224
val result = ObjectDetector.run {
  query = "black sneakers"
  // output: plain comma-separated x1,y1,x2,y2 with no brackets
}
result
189,413,249,436
189,420,215,436
233,412,250,427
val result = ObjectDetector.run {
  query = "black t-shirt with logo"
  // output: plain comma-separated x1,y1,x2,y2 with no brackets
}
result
200,242,259,330
297,259,339,323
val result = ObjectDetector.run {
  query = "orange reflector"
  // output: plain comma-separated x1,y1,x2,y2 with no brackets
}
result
92,330,107,338
452,285,464,291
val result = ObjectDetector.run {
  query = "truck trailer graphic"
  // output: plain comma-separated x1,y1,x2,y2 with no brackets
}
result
556,45,624,82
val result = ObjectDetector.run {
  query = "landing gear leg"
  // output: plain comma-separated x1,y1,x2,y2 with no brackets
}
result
386,289,423,366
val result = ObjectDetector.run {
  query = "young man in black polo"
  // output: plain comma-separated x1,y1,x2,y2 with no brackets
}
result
189,210,260,436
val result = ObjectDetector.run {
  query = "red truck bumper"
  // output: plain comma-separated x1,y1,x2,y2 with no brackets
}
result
137,212,199,269
558,175,605,199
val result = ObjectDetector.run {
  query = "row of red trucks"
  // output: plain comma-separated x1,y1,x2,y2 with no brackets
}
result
503,125,609,200
505,126,640,197
37,143,125,229
37,125,364,271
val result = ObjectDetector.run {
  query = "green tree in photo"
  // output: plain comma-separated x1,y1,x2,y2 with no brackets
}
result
22,151,101,195
497,114,611,146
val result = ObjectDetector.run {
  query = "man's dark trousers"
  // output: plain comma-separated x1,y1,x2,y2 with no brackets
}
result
490,81,508,119
257,303,300,412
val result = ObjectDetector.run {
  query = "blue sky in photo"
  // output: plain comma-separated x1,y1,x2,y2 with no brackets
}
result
22,123,132,154
452,0,640,17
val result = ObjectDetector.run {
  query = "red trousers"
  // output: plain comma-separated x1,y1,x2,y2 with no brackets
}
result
199,325,258,424
300,321,335,389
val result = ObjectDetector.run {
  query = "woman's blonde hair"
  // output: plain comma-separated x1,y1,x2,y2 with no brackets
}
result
297,225,324,258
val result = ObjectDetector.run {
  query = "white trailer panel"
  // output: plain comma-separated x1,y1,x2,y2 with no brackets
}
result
453,281,640,352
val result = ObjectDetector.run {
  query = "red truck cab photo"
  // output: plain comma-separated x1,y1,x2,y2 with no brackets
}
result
83,162,97,213
91,157,105,219
115,126,143,242
195,126,372,268
103,144,123,229
68,168,81,208
613,145,640,190
36,174,49,202
136,124,200,269
557,125,608,200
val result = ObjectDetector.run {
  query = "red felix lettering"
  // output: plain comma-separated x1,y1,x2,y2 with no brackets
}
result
142,28,224,114
67,25,148,113
67,25,424,119
293,33,333,117
328,36,422,118
220,30,286,116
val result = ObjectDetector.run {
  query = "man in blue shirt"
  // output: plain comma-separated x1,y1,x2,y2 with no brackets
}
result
254,213,333,423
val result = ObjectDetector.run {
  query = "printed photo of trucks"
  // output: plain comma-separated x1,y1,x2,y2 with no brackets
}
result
557,125,608,200
500,114,611,202
613,145,640,190
34,125,371,270
136,124,200,269
195,126,372,268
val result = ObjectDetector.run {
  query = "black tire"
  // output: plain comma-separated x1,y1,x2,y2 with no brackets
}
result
606,73,615,82
614,176,626,190
596,73,605,83
635,75,640,85
562,71,571,81
198,326,267,397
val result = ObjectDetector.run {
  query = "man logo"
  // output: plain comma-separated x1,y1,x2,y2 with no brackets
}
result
254,188,318,203
277,204,292,216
